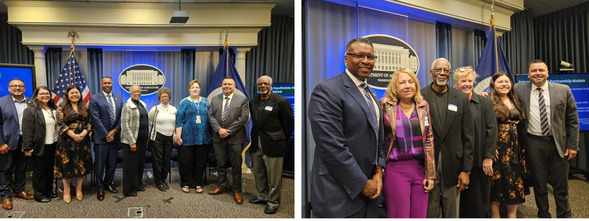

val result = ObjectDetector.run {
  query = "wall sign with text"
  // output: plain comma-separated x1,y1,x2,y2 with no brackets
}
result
363,34,420,90
118,64,166,95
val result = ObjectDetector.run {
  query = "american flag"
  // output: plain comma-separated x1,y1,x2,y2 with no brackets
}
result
52,53,91,105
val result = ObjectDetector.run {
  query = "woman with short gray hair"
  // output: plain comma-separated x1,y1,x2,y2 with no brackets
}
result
148,87,177,192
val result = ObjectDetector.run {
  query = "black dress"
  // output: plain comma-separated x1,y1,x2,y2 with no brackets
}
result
490,108,526,204
54,110,93,179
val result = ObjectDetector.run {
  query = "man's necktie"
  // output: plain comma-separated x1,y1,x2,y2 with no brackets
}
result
538,88,550,136
360,83,377,126
222,96,230,127
107,95,115,128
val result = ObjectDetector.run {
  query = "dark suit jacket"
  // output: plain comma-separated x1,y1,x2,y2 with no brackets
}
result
0,95,29,150
421,84,474,186
208,92,249,145
88,92,124,145
308,72,385,217
470,93,497,167
22,107,58,157
249,93,294,157
514,82,579,157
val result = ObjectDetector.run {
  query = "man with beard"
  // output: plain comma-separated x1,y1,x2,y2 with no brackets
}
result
308,38,385,217
248,75,294,214
421,58,474,218
208,77,250,204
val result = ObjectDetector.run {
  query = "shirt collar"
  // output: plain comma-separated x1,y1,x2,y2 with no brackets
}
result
345,69,366,88
11,96,27,103
224,92,235,100
531,82,549,92
102,90,112,97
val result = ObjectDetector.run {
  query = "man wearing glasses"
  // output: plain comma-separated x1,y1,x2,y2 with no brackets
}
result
0,79,34,210
421,58,474,218
308,38,385,217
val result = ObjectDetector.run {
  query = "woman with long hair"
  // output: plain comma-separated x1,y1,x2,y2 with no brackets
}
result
381,68,435,218
22,86,58,203
488,72,527,218
54,85,92,203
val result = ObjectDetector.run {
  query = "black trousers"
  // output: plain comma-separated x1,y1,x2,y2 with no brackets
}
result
122,142,146,196
525,134,571,218
0,140,28,199
459,166,491,217
152,132,172,186
94,142,119,191
178,144,208,187
32,143,55,200
212,140,242,192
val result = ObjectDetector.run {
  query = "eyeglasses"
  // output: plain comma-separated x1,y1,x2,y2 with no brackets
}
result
9,85,25,88
346,53,377,60
38,93,51,96
131,92,141,94
433,68,452,74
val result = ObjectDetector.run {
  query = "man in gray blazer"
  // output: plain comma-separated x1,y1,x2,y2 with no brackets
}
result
514,60,579,218
208,77,250,204
0,79,34,210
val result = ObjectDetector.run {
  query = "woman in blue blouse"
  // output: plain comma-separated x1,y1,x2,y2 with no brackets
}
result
175,80,211,193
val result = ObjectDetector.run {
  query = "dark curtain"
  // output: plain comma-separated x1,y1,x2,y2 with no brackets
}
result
473,29,486,68
0,12,33,64
180,49,195,99
45,48,62,90
534,2,588,74
499,9,536,75
436,21,452,65
87,48,103,94
246,15,295,96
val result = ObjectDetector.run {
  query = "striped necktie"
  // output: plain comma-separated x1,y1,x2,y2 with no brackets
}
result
222,96,230,127
360,83,377,126
107,95,115,128
537,88,550,136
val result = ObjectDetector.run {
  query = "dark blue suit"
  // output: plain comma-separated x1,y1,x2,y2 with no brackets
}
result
308,72,385,217
89,91,123,191
0,95,29,199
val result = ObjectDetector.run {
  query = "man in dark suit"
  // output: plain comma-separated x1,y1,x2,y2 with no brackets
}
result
422,58,474,218
0,79,34,210
248,75,294,214
308,38,385,218
208,77,250,204
89,76,124,201
514,60,579,218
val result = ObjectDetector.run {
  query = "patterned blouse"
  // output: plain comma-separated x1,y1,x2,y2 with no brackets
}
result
175,96,211,146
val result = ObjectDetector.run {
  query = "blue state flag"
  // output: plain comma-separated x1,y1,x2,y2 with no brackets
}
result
206,41,253,167
473,19,513,94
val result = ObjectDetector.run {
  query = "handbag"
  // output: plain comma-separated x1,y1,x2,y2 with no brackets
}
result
147,106,159,152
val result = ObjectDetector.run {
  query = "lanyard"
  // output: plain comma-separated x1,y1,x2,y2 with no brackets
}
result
190,97,200,115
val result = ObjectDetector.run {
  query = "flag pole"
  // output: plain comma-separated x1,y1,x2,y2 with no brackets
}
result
67,30,78,86
225,27,229,78
491,0,499,73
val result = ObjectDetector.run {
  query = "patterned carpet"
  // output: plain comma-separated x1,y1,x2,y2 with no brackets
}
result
0,168,294,218
518,173,589,218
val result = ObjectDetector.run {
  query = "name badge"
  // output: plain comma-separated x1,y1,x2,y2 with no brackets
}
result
424,116,429,127
195,115,202,124
265,106,273,111
448,104,458,112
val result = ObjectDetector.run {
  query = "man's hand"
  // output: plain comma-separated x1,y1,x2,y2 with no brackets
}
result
369,171,383,199
457,171,470,192
0,144,9,155
565,149,578,160
106,129,117,143
130,143,137,152
423,179,434,192
24,151,32,157
218,128,230,139
361,179,378,198
483,158,494,176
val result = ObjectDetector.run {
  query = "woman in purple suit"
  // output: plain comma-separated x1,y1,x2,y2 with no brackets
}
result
381,68,435,218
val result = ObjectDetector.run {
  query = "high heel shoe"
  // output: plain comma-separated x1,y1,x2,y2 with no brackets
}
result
63,195,71,204
76,192,83,201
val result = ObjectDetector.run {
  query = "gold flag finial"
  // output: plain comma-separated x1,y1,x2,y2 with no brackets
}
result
67,30,79,57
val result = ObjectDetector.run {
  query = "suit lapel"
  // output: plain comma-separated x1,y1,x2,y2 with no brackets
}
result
548,82,556,123
523,82,532,117
342,73,378,135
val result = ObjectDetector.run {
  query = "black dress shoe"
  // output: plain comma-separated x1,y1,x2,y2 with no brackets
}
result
124,193,137,197
137,186,145,191
249,198,267,205
35,197,51,203
163,183,169,190
106,185,118,193
49,192,57,198
156,184,166,192
97,191,105,201
264,205,278,214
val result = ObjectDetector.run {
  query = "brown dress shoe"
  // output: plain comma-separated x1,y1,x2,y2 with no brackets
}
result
233,193,243,204
208,187,227,195
2,198,12,210
15,192,34,200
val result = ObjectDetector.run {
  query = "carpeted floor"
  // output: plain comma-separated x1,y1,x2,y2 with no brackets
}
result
518,173,589,218
0,168,294,218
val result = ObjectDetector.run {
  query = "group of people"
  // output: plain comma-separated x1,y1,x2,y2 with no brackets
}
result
309,38,579,218
0,75,293,215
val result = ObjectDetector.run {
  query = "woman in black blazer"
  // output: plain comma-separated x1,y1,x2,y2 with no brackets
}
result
22,86,58,203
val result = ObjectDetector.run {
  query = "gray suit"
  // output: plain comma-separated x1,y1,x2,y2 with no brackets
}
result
208,92,249,192
514,81,579,218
